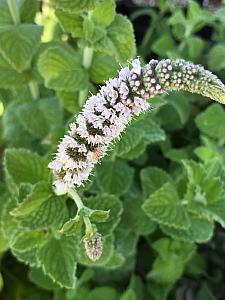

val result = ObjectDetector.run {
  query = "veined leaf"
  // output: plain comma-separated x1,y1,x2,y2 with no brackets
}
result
11,182,52,217
11,230,49,252
96,159,134,196
91,0,116,28
4,148,49,186
85,195,123,236
38,44,88,92
38,236,77,288
142,182,190,229
49,0,95,12
141,167,172,199
0,24,42,72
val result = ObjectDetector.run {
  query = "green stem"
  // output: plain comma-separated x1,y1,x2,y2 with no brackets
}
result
29,81,39,100
68,189,83,210
7,0,20,25
82,47,94,69
68,189,94,236
79,46,93,106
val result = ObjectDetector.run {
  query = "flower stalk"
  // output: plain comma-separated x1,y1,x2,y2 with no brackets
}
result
67,188,103,261
49,58,225,195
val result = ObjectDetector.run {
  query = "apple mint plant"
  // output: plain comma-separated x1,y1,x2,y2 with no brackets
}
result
1,0,225,299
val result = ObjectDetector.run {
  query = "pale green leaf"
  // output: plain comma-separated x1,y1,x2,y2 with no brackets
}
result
152,34,176,57
88,208,110,223
0,0,37,25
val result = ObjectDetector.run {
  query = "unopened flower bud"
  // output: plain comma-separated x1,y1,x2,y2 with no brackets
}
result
83,233,103,261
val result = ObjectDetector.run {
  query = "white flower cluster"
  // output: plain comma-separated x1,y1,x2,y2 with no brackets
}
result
49,58,225,194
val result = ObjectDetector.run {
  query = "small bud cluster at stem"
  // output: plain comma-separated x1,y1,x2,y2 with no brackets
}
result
49,58,225,194
83,233,103,261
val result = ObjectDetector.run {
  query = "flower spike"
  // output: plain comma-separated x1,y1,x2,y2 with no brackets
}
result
49,58,225,194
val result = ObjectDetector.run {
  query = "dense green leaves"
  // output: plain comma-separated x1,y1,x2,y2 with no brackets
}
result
1,0,225,298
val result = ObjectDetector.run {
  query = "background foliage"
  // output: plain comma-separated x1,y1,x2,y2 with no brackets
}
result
1,0,225,299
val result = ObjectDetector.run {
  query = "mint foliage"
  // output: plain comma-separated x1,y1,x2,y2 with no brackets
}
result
0,1,225,300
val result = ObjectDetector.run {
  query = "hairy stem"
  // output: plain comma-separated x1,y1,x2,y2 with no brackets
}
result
79,47,94,106
68,189,93,236
29,81,40,100
7,0,20,24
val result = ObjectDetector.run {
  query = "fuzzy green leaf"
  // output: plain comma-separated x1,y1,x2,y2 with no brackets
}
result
11,182,52,217
59,215,83,236
90,52,119,84
141,167,172,199
195,103,225,140
142,182,190,229
4,148,49,186
96,160,134,196
38,236,77,288
55,9,83,37
91,0,116,28
49,0,95,12
11,230,49,252
38,45,88,92
161,214,214,243
0,24,42,72
105,14,136,64
21,196,68,230
85,195,123,236
0,55,30,88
